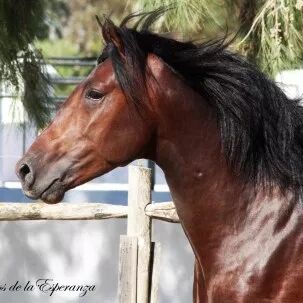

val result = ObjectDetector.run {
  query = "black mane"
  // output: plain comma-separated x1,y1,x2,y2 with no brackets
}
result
99,10,303,198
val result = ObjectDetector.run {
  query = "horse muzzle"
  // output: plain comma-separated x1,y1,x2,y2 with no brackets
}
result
15,154,67,204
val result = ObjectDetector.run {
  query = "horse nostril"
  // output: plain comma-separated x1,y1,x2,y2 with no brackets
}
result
17,162,35,188
19,164,31,179
19,164,31,180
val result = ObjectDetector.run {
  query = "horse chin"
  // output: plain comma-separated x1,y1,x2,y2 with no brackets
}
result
40,190,65,204
39,180,66,204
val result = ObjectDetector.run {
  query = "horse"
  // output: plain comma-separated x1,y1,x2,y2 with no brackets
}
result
16,10,303,303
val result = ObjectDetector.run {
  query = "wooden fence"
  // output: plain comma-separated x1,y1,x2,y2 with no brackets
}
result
0,165,180,303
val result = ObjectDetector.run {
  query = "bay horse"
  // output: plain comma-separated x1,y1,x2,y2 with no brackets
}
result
16,10,303,303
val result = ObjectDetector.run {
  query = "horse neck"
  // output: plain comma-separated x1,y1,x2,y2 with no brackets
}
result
151,76,301,296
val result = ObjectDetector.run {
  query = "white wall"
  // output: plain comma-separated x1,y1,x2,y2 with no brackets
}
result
0,219,194,303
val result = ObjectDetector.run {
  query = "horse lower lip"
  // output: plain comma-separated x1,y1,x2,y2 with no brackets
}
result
40,189,64,204
39,180,65,203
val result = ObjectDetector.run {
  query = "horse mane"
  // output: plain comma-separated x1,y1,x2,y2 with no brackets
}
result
98,9,303,198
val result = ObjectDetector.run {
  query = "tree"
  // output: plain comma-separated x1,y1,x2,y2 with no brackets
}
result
137,0,303,77
0,0,68,128
236,0,303,76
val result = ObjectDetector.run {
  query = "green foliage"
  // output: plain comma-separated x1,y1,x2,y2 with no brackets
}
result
21,51,53,127
238,0,303,77
0,0,66,128
37,39,81,58
136,0,303,77
136,0,230,38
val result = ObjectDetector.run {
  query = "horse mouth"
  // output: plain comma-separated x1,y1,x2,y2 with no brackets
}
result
24,179,66,204
40,179,66,204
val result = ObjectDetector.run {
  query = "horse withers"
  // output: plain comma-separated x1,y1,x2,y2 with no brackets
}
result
16,11,303,303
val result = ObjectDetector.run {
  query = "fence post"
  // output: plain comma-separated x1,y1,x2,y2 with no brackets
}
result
150,242,161,303
128,165,152,303
118,235,138,303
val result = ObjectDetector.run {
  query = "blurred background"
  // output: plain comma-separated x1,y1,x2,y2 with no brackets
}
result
0,1,302,302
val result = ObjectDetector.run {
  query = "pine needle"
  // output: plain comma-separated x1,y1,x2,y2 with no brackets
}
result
0,0,54,128
238,0,303,77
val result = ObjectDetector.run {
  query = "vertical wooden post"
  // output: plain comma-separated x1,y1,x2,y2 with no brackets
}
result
128,165,152,303
118,236,138,303
150,242,161,303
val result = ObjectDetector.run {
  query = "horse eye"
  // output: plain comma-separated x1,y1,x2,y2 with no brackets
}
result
86,89,104,101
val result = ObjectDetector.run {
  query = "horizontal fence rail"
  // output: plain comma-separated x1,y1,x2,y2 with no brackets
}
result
51,76,85,85
45,57,96,66
0,201,179,222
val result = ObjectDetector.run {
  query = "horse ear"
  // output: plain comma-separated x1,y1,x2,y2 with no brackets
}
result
96,15,125,58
